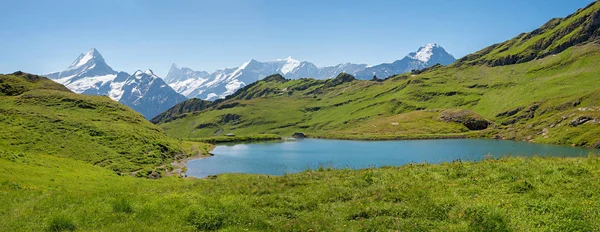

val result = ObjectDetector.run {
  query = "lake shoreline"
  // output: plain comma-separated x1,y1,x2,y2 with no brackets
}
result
184,137,598,178
184,134,282,144
168,153,213,178
307,132,478,141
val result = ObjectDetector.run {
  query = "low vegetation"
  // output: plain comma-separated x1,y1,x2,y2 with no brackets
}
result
2,2,600,231
2,152,599,231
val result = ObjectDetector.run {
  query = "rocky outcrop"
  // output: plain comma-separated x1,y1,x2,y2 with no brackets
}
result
147,171,161,179
263,74,287,83
220,114,241,124
292,132,306,139
439,109,490,130
325,73,356,88
569,116,593,126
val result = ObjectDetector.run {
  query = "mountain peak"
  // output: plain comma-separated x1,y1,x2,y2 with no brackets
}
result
405,43,454,64
240,59,259,69
276,56,301,74
410,43,439,63
69,48,105,69
145,69,155,75
277,56,299,62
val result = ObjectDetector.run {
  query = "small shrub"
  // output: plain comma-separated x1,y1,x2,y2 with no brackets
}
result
509,180,534,194
466,207,510,232
47,215,76,232
186,209,226,231
135,169,152,178
112,197,134,213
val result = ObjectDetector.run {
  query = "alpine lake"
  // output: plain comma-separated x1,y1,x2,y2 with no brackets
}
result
187,139,599,178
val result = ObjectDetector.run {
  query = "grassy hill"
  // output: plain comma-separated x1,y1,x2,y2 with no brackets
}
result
0,72,210,174
456,1,600,67
155,2,600,148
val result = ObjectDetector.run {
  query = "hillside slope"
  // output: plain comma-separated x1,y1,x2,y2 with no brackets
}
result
0,72,206,173
457,1,600,66
156,2,600,148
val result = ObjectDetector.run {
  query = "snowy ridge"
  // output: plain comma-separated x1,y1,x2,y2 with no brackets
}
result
166,44,455,100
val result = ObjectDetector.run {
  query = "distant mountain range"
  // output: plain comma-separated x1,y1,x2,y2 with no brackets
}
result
166,43,456,100
43,44,455,117
45,49,187,119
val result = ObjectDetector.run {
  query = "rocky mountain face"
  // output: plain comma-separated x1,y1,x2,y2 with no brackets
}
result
45,49,187,119
165,44,455,100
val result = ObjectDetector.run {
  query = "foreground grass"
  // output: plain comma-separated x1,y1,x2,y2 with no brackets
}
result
2,152,600,231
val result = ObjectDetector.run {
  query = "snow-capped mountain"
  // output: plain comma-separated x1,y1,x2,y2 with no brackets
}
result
45,48,187,119
166,43,455,100
166,57,369,100
166,57,322,100
354,43,456,79
46,48,118,95
164,64,210,83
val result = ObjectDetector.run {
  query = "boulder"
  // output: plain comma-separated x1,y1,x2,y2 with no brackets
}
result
569,116,592,127
292,132,306,139
439,109,490,130
147,171,161,179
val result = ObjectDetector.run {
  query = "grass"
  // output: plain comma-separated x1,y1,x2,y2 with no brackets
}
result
456,1,600,66
0,73,212,174
2,151,600,231
2,3,600,231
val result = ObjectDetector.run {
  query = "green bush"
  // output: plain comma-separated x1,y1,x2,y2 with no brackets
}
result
509,180,535,194
185,208,226,231
466,207,510,232
112,197,134,213
47,215,76,232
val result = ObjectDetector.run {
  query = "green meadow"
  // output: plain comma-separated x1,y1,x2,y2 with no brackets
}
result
2,152,600,231
3,1,600,231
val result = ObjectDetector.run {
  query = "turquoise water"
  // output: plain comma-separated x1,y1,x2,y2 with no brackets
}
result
186,139,597,177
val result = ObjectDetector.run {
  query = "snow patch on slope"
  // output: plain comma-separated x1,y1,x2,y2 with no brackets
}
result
224,80,245,96
73,52,94,67
57,74,116,94
278,56,300,74
409,43,439,63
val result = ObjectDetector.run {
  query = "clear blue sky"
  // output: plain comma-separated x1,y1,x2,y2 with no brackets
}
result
0,0,595,77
